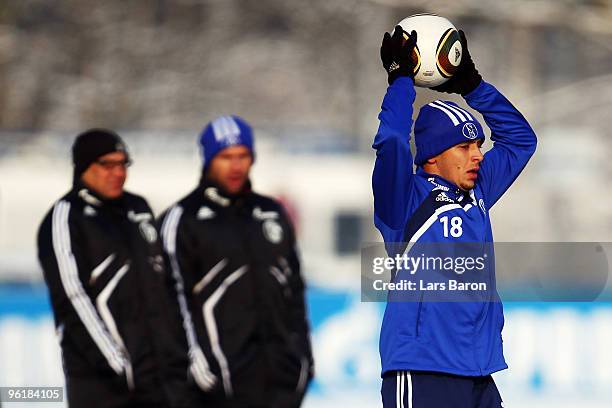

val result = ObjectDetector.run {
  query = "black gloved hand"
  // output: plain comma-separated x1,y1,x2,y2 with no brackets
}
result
432,30,482,95
380,26,418,85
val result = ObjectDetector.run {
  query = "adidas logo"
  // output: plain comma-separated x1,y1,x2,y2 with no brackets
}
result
388,62,400,72
197,206,216,220
84,205,97,217
435,192,454,203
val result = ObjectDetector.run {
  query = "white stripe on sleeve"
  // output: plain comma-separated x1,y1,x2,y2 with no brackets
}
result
51,200,125,374
161,205,216,390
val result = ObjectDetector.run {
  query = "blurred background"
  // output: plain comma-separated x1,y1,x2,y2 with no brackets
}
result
1,0,612,406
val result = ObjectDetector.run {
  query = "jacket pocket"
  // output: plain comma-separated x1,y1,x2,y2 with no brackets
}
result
415,293,425,337
394,298,428,341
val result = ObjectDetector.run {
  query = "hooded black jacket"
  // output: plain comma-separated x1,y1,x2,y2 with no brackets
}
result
159,180,313,407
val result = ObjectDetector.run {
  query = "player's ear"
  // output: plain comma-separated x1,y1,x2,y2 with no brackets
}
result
426,157,437,165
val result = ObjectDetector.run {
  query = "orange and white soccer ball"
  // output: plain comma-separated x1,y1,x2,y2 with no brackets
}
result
394,14,462,88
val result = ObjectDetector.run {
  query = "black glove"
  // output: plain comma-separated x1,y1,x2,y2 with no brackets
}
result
432,30,482,95
380,26,418,85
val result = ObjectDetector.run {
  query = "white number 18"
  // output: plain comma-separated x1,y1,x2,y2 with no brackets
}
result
440,216,463,238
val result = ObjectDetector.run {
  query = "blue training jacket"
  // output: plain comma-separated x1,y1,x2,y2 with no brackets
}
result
372,77,537,377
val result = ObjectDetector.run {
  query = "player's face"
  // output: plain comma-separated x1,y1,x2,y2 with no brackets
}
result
81,151,129,199
208,145,253,194
435,140,484,191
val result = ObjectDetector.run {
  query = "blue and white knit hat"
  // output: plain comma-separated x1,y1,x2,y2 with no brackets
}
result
414,100,485,165
199,115,255,171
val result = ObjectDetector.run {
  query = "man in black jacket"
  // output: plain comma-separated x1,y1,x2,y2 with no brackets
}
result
159,115,313,408
37,129,192,408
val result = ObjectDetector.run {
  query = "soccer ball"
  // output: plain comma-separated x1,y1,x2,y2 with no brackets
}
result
394,14,462,88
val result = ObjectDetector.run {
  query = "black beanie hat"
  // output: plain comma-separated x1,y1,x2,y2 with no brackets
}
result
72,128,129,179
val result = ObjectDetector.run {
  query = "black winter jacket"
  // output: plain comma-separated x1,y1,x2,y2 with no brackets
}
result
159,180,313,407
37,183,191,407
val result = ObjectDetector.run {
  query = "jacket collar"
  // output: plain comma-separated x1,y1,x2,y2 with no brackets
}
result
72,181,127,209
198,177,252,208
416,167,472,202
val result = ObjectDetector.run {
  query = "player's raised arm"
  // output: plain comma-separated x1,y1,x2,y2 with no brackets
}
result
465,83,537,207
433,30,537,207
372,28,418,238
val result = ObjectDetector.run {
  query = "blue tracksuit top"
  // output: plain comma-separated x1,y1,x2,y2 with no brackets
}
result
372,77,537,377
